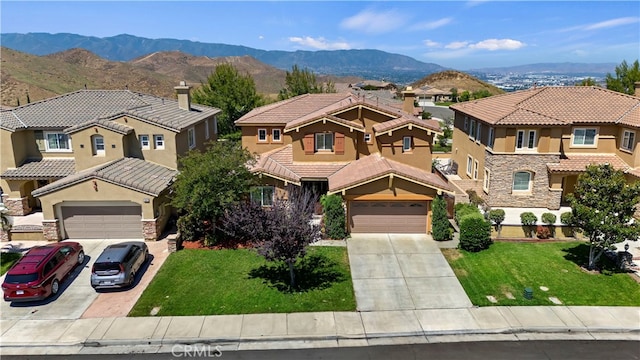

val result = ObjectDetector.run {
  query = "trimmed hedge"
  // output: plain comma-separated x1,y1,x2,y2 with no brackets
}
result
459,214,492,252
320,194,347,239
454,203,481,225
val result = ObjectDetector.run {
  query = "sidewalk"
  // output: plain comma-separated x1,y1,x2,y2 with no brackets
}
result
1,306,638,355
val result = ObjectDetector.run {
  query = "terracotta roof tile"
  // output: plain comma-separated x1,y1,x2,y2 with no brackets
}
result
373,117,441,134
547,154,630,173
1,158,75,180
65,117,134,135
285,114,365,132
251,145,348,183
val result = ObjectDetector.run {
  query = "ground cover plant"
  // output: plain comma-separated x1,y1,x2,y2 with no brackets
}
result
1,252,21,275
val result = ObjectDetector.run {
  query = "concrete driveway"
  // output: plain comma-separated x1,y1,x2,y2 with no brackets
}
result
348,234,472,311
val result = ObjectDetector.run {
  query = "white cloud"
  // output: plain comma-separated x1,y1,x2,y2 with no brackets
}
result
413,17,453,30
288,36,351,50
423,39,440,48
258,35,264,40
572,49,588,57
584,17,639,30
340,9,406,34
445,41,469,50
469,39,525,51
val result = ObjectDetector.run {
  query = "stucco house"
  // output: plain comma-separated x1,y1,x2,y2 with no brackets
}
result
0,82,220,241
448,85,640,210
235,90,453,234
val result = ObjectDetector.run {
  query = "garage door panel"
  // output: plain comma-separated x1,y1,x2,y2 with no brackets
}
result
62,204,142,239
350,201,428,234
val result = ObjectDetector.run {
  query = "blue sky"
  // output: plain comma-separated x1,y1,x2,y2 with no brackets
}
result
1,1,639,69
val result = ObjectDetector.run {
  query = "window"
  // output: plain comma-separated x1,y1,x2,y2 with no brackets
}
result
364,133,372,144
622,130,635,151
473,160,479,180
92,135,105,156
402,136,412,152
572,128,597,146
154,134,165,150
272,129,282,143
516,130,536,150
483,169,490,193
463,116,468,131
513,171,532,192
139,135,150,150
258,128,267,142
188,127,196,149
315,132,333,151
466,155,473,176
488,127,495,149
45,132,71,152
469,120,476,139
476,122,482,143
250,186,274,207
205,120,210,139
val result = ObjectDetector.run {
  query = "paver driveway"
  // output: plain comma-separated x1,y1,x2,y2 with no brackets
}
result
348,234,472,311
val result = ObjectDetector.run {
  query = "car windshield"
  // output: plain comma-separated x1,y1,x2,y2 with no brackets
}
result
93,262,121,272
4,273,39,284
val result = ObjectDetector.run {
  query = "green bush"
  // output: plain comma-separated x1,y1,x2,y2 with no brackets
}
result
541,212,557,225
454,203,481,225
459,214,492,252
466,189,484,206
431,195,451,241
520,212,537,226
560,211,573,225
320,194,346,239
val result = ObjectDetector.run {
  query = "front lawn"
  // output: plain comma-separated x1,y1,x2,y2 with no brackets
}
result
443,241,640,306
129,246,355,316
1,252,21,275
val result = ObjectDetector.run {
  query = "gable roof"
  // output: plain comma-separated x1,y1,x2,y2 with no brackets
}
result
32,157,177,197
65,117,134,135
327,153,452,194
0,90,220,132
546,154,630,173
373,117,441,136
0,158,76,180
450,86,640,127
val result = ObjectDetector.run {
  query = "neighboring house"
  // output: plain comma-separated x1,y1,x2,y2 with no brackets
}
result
235,90,452,234
0,82,220,241
449,85,640,210
415,86,452,106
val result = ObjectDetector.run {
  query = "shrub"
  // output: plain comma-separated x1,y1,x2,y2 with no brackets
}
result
320,194,346,239
459,214,492,252
431,195,452,241
541,212,557,225
488,209,506,237
520,212,538,238
466,189,484,206
454,203,481,225
560,211,573,225
536,225,551,239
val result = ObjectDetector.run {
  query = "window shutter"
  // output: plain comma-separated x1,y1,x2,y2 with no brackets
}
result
304,134,315,154
334,132,345,155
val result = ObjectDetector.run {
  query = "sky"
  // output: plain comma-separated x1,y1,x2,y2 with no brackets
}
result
1,1,639,70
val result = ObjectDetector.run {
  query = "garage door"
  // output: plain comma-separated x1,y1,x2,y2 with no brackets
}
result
61,204,142,239
349,201,428,233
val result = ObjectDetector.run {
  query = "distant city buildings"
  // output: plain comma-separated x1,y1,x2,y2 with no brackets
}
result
472,72,607,92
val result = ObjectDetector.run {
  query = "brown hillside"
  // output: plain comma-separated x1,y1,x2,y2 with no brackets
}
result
411,70,504,96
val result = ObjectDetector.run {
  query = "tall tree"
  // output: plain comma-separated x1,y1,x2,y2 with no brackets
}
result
431,195,451,241
566,164,640,270
278,65,336,100
171,141,256,243
606,60,640,95
577,77,597,86
192,63,262,136
223,186,321,289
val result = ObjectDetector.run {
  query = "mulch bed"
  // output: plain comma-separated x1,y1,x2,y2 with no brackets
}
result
181,238,253,250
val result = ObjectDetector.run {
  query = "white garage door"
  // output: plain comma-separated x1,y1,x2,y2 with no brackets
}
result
349,201,428,234
61,204,142,239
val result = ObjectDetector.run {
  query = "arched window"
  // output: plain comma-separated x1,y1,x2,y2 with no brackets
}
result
513,171,532,192
92,135,105,156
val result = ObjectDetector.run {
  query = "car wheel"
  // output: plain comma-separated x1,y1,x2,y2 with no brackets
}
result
51,279,60,296
77,250,85,265
128,273,135,287
145,249,150,262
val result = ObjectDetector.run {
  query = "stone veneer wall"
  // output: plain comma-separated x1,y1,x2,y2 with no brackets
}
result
2,196,31,216
42,220,62,241
485,152,562,209
143,219,162,241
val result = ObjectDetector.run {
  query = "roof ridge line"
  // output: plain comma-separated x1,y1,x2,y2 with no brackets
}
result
615,102,640,125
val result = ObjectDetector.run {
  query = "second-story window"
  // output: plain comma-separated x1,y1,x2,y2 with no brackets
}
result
469,120,476,140
45,132,72,152
92,135,105,156
315,132,333,151
488,127,495,149
139,134,150,150
154,134,165,150
402,136,412,152
476,122,482,143
258,128,267,142
272,129,282,142
622,130,635,152
188,127,196,149
572,128,596,146
516,130,536,151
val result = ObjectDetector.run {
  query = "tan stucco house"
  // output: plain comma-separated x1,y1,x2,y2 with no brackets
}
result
235,90,452,234
449,85,640,210
0,82,220,241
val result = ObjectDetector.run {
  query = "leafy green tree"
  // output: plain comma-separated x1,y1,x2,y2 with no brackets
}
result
278,65,336,100
192,63,263,136
472,89,491,99
437,120,453,147
450,88,458,102
431,195,451,241
320,194,346,240
606,60,640,95
577,78,597,86
566,164,640,270
488,209,505,238
459,90,471,102
171,141,257,243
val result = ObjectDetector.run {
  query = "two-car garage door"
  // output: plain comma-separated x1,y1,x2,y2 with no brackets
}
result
61,203,142,239
349,201,429,234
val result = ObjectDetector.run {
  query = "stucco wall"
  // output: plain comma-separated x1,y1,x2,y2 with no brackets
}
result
242,126,289,154
113,116,180,169
70,127,126,171
290,122,360,162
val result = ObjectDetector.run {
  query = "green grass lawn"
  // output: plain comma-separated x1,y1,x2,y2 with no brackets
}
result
443,241,640,306
1,252,22,275
129,246,356,316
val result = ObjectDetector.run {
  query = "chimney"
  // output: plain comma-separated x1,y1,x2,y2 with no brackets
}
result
402,86,416,115
174,81,191,111
635,82,640,97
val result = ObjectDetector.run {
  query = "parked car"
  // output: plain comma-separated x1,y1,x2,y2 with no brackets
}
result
91,241,149,289
2,242,85,302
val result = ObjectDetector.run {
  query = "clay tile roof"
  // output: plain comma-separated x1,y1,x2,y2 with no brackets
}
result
32,158,177,197
450,86,640,127
618,105,640,127
0,158,76,180
251,145,349,183
65,117,134,135
285,113,364,132
328,153,451,193
373,116,441,135
547,154,630,173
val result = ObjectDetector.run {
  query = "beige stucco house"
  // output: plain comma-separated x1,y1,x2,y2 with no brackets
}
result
0,82,220,241
235,90,453,234
449,85,640,210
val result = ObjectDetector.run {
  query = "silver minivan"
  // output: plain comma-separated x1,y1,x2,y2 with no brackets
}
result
91,242,149,289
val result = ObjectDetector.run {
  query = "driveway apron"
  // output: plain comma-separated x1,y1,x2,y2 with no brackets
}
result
348,234,472,311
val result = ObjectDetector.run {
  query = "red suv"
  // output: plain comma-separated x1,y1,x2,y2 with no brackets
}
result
2,242,85,302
